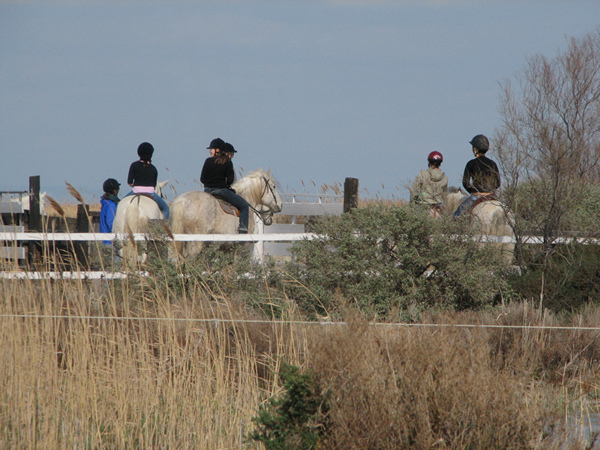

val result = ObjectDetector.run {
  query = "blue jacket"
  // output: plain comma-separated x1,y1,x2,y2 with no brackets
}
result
100,195,119,244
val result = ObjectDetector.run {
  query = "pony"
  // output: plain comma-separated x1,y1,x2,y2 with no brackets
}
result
445,188,515,263
112,180,169,263
169,169,282,259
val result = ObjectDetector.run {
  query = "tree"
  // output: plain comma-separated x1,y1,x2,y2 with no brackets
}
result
494,29,600,307
496,29,600,245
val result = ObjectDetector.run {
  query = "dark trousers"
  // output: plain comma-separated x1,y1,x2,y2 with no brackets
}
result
204,188,250,232
453,194,477,218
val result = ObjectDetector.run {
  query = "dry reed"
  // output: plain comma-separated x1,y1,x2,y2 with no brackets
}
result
0,257,599,447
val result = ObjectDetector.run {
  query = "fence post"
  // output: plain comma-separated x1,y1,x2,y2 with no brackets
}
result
75,204,90,268
343,177,359,213
253,215,265,264
27,176,42,267
28,176,41,231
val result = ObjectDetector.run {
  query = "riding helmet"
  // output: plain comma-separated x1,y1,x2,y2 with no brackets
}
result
103,178,121,193
137,142,154,160
223,142,237,153
207,138,225,150
427,151,443,163
469,134,489,152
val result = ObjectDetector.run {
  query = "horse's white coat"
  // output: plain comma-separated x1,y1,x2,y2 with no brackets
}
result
445,190,515,262
169,169,281,258
112,180,169,263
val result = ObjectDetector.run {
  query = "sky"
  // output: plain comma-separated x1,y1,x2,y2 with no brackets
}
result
2,1,600,204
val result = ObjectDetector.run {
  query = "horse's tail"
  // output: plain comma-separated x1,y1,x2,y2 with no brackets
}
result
124,196,143,235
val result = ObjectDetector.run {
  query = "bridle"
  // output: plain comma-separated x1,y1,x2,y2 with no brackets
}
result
248,176,281,224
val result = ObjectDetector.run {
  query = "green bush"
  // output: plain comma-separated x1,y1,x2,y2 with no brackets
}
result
508,243,600,312
284,204,512,319
250,362,330,449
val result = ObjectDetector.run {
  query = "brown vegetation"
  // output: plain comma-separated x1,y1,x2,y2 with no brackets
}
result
0,260,598,448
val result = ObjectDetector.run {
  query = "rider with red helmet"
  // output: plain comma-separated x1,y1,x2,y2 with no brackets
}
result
410,151,448,207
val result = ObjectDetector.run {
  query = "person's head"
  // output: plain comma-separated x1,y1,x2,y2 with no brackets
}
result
222,142,237,159
207,138,225,157
427,151,443,168
103,178,120,195
137,142,154,161
469,134,489,155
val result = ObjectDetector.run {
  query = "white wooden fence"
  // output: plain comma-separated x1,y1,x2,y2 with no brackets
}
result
3,189,599,269
0,192,345,265
262,193,343,259
0,191,30,260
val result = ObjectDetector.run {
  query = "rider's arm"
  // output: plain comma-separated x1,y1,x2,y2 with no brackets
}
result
127,162,136,186
200,158,211,185
410,171,423,203
225,161,235,187
492,161,501,190
462,164,475,194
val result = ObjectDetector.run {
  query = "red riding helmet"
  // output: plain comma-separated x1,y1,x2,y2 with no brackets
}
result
427,151,443,163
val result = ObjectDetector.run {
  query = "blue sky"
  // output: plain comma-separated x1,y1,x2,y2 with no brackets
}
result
1,1,599,203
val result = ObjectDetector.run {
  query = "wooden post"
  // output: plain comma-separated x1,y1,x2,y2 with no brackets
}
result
27,176,42,267
28,176,41,231
75,204,90,268
343,177,359,213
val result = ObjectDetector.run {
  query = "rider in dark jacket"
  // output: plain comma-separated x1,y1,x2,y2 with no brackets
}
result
200,140,250,233
453,134,501,217
100,178,120,245
124,142,170,219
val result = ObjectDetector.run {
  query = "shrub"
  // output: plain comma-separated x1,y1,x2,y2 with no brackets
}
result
250,362,330,449
508,243,600,312
284,204,511,319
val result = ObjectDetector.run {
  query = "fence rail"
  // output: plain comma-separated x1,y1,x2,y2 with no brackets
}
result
0,232,315,242
1,231,599,245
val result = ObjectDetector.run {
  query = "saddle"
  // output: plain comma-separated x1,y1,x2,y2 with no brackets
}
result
430,204,443,218
133,193,153,199
470,193,496,211
210,194,240,217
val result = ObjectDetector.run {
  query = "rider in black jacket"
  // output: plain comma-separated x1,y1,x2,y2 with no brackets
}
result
453,134,501,217
200,140,250,233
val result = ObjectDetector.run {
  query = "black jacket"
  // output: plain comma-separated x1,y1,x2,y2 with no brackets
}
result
127,161,158,187
200,156,235,189
462,156,500,194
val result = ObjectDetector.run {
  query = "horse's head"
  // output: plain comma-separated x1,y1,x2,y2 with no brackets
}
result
444,187,466,214
237,169,282,214
256,204,274,226
259,170,282,214
155,180,169,199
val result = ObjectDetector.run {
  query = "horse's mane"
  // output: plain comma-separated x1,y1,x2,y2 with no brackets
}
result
233,169,269,191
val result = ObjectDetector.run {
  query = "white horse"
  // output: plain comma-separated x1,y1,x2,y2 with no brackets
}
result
445,189,515,263
169,169,282,259
112,180,169,263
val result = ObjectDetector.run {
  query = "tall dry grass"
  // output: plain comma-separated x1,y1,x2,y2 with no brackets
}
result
1,251,600,447
0,262,304,448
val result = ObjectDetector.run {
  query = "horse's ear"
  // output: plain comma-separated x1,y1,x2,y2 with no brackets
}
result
159,180,169,188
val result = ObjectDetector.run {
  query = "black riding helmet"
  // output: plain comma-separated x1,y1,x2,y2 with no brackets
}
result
207,138,225,150
137,142,154,160
223,142,237,153
103,178,120,193
470,134,489,152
